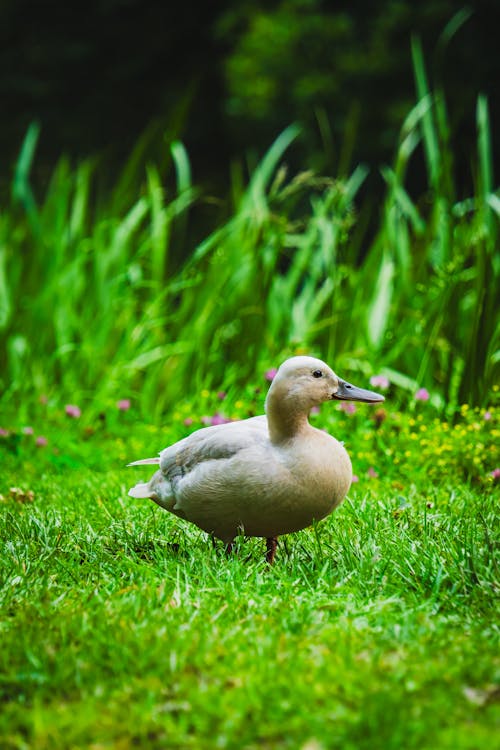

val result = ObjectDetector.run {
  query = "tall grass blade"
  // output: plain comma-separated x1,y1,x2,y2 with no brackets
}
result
366,253,394,349
411,37,439,189
12,122,41,234
0,235,11,330
171,141,192,194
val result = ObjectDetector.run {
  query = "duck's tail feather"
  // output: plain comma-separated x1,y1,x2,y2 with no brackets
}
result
127,457,160,467
128,481,154,499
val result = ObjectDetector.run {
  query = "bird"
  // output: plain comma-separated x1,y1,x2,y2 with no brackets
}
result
128,356,385,563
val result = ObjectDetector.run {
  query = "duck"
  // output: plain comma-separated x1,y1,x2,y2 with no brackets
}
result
128,356,385,562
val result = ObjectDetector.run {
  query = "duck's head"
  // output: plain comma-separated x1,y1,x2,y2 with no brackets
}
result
266,356,385,412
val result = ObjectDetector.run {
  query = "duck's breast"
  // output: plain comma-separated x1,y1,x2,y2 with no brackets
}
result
286,432,352,516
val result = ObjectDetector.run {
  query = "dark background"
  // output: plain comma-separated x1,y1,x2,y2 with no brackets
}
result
1,0,499,201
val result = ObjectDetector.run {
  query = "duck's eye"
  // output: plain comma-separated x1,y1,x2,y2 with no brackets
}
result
312,370,323,378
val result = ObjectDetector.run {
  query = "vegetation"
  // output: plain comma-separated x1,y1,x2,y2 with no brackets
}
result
1,42,499,419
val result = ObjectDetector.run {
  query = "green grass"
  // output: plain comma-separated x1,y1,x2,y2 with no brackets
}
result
1,397,498,749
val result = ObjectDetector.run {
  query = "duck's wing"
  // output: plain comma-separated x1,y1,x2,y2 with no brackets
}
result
159,415,269,483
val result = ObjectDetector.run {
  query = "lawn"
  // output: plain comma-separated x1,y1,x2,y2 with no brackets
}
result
1,391,498,749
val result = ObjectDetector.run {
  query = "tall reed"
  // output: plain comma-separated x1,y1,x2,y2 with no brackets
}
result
1,64,498,416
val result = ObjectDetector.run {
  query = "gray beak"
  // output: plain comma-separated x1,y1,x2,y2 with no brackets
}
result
333,379,385,403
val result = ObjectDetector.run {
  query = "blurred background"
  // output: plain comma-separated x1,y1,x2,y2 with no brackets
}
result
1,0,499,194
1,0,499,416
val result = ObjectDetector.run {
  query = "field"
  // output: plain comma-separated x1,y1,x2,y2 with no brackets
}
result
1,391,498,749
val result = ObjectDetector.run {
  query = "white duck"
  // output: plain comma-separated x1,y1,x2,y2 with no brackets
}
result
128,356,384,562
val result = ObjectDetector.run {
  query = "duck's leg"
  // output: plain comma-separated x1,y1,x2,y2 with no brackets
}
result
265,536,278,564
210,534,218,552
211,535,234,557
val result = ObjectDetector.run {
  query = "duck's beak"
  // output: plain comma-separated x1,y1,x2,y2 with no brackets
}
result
333,379,385,403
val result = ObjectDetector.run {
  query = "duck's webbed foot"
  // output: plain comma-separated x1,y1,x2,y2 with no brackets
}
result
265,536,279,564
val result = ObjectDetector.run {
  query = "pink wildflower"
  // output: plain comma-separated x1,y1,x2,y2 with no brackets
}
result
484,411,492,421
0,428,10,437
415,388,430,402
367,467,379,478
370,375,390,390
490,468,500,482
310,406,320,415
351,475,359,484
217,391,227,401
201,416,212,425
264,368,278,382
35,436,48,447
210,413,230,426
116,399,131,411
183,417,194,427
65,404,81,418
22,427,34,435
339,402,357,415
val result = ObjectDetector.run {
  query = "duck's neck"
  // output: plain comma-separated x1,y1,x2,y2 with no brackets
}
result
265,387,312,443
